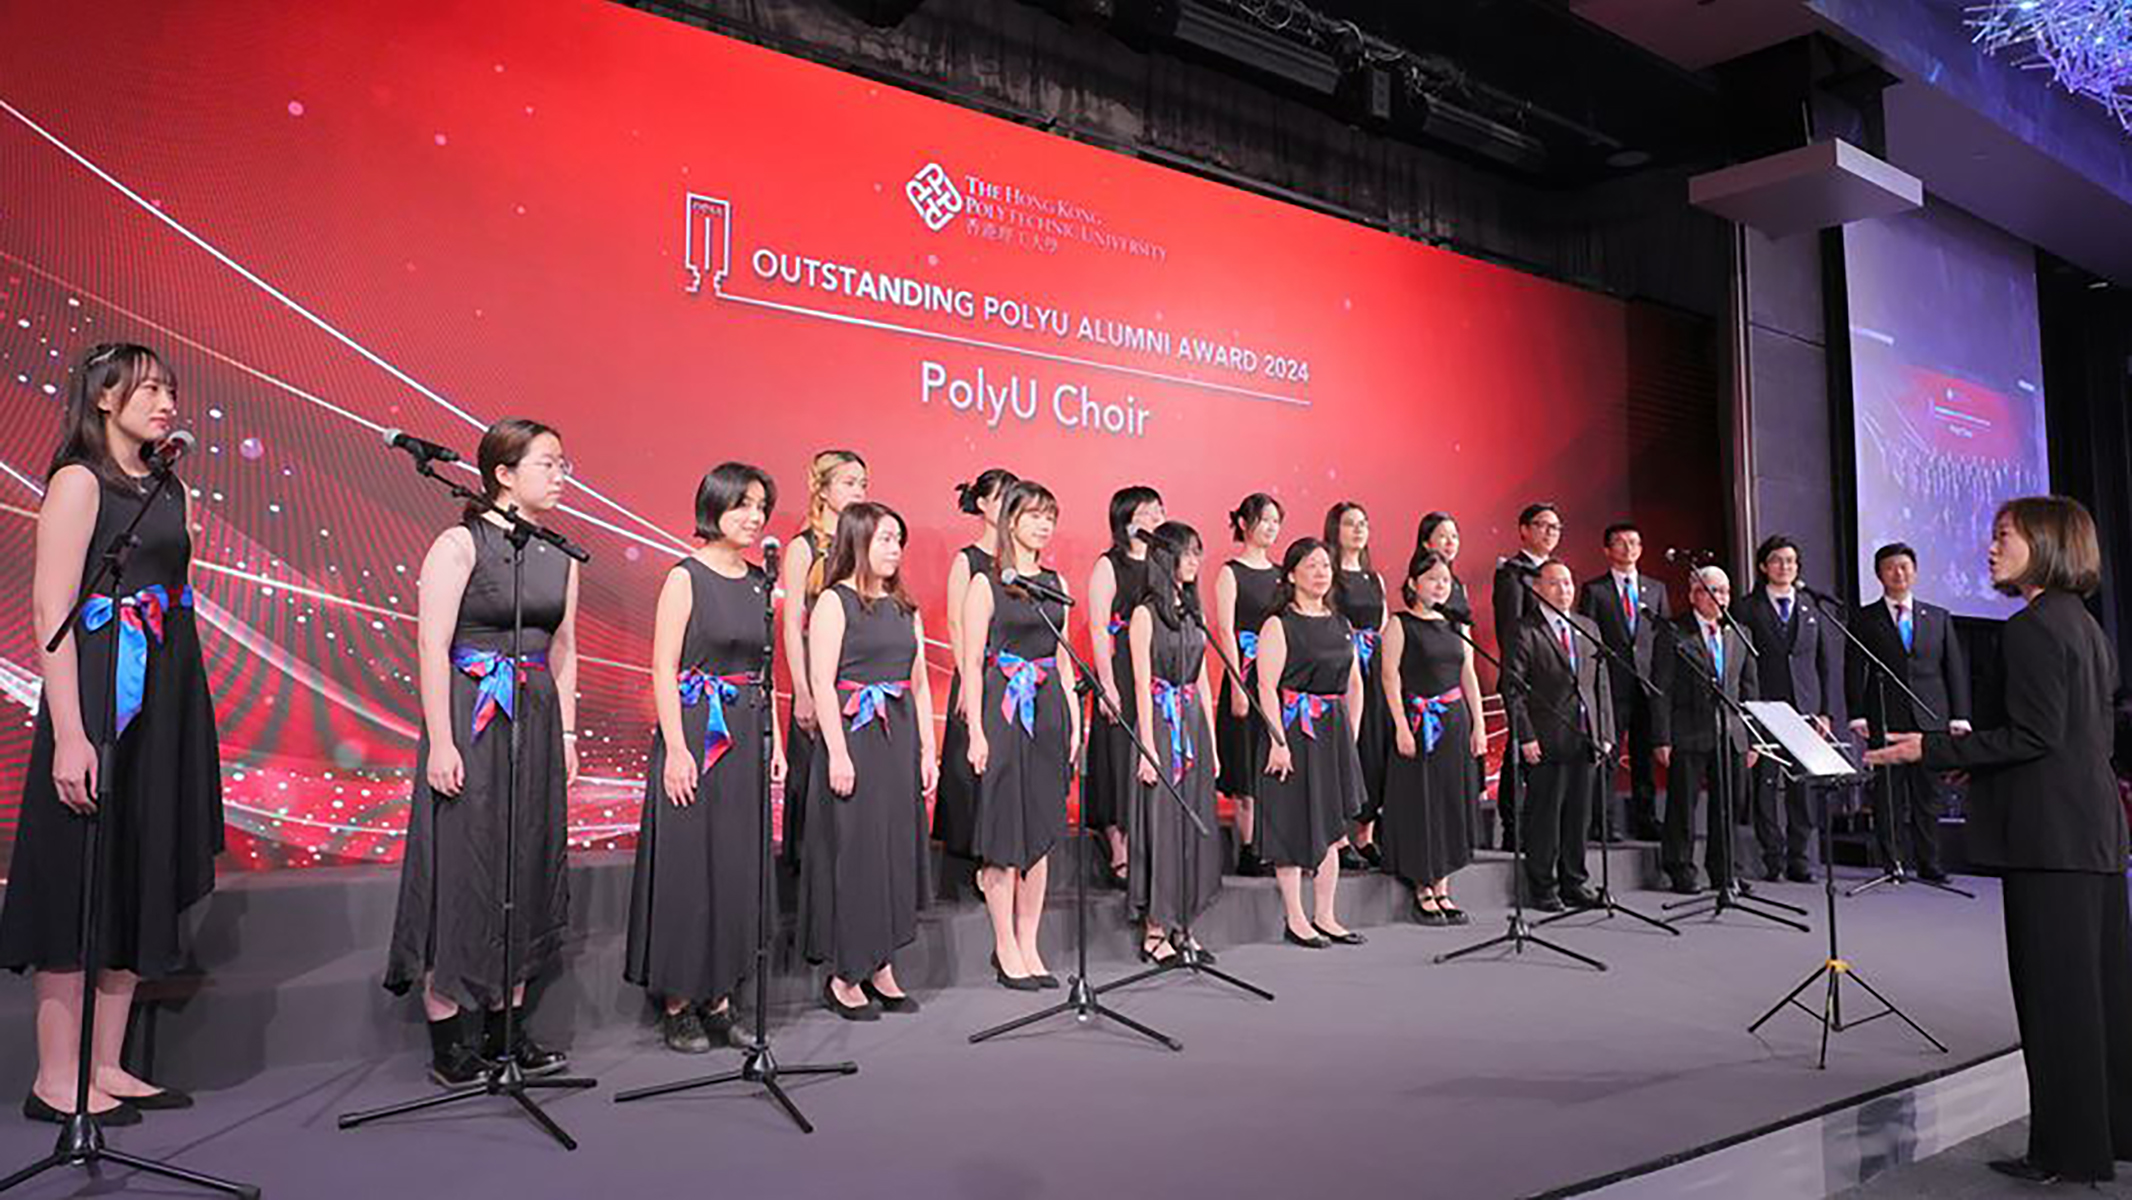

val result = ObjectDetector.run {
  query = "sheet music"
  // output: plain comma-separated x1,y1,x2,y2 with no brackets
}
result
1743,701,1864,781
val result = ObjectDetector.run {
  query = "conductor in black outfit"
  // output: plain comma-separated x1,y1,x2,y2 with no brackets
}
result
1577,521,1669,841
1737,535,1844,882
1491,502,1560,852
1505,559,1614,913
1845,542,1971,882
1869,497,2132,1186
1650,567,1757,894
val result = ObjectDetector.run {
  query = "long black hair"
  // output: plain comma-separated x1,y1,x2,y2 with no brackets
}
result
49,342,174,491
954,467,1017,516
1107,484,1162,555
1268,537,1335,614
1138,520,1205,631
818,500,914,613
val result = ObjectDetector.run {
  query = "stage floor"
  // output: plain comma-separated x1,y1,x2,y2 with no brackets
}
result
0,871,2018,1200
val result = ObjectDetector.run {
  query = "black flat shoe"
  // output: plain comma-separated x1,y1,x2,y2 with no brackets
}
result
1530,895,1567,914
1440,902,1472,926
125,1087,194,1111
1987,1157,2063,1184
662,1007,713,1054
1033,973,1061,990
23,1092,140,1126
861,981,921,1014
822,979,881,1021
1283,926,1330,949
1412,898,1447,927
989,953,1042,991
1312,923,1365,946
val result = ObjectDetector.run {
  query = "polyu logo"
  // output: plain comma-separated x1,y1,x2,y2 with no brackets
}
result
905,162,964,232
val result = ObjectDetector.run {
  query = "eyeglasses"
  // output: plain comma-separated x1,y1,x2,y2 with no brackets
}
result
1529,519,1563,533
520,456,574,478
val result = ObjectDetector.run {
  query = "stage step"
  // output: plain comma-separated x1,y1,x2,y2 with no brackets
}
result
1,838,1667,1087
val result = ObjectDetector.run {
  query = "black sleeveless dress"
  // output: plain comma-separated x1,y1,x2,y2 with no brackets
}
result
1128,602,1222,930
800,585,925,981
1336,567,1394,824
1380,614,1476,885
624,559,770,1005
385,518,572,1010
782,527,832,867
1215,560,1280,801
973,568,1071,869
1084,548,1148,833
932,544,993,858
0,469,223,978
1254,608,1365,869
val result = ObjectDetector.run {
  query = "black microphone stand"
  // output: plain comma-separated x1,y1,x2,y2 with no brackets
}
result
1747,744,1947,1066
1097,603,1275,1003
0,464,259,1198
1794,586,1973,901
1434,614,1606,972
614,542,857,1129
969,578,1185,1050
1658,632,1810,932
1519,582,1678,938
340,457,597,1148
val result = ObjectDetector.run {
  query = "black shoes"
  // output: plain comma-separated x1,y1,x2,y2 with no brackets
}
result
990,953,1043,992
661,1007,712,1054
483,1007,568,1076
1358,843,1385,872
1283,926,1331,949
23,1091,141,1126
127,1087,193,1111
822,978,881,1020
1530,895,1567,914
1918,869,1952,884
861,980,921,1013
1439,901,1471,926
1560,887,1601,909
1313,923,1366,946
1412,897,1448,927
1337,846,1369,872
1234,847,1271,878
1762,865,1784,883
1667,875,1699,896
1985,1156,2106,1185
427,1012,488,1085
1785,866,1815,884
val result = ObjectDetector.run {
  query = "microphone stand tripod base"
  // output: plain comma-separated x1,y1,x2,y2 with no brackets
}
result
1435,911,1607,971
1747,955,1949,1070
1845,863,1976,900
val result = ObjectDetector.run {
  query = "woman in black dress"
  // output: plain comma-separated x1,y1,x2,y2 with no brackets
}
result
1379,551,1485,926
780,450,869,873
0,344,221,1124
1255,538,1367,948
1868,498,2132,1186
626,463,784,1054
1086,485,1164,888
804,502,938,1019
1128,522,1223,961
935,468,1015,879
384,417,578,1084
1416,510,1485,845
1216,493,1283,876
963,481,1079,988
1327,502,1392,871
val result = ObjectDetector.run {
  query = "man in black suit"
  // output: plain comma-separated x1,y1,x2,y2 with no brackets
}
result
1505,559,1615,912
1577,521,1670,841
1737,535,1844,882
1491,502,1560,852
1845,542,1971,882
1652,567,1758,894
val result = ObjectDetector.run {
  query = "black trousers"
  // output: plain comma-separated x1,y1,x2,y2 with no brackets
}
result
1869,761,1945,875
1611,685,1659,834
1751,760,1816,874
1522,757,1593,900
2000,870,2132,1181
1661,750,1746,888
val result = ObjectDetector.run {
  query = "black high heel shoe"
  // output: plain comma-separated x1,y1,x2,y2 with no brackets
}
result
861,980,921,1014
990,952,1042,992
1139,933,1178,965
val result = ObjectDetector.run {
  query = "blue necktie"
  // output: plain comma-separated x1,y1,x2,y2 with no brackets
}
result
1776,596,1793,625
1897,603,1913,653
1706,628,1724,679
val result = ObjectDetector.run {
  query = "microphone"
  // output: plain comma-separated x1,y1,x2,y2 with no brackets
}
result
1429,600,1472,628
760,534,782,578
382,428,462,464
1000,568,1075,608
1128,527,1152,543
147,430,195,473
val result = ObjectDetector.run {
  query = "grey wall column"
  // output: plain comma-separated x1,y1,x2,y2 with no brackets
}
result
1736,224,1841,587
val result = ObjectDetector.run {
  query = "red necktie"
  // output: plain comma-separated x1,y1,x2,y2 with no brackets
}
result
1559,623,1574,663
1620,581,1635,629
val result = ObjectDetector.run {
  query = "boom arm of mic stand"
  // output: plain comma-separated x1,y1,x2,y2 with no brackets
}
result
409,459,592,563
1798,586,1939,729
1030,601,1208,838
1517,579,1660,700
1190,607,1286,759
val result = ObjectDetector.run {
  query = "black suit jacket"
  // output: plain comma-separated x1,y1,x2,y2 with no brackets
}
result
1844,597,1969,734
1923,591,2128,873
1506,608,1616,763
1652,615,1759,755
1576,572,1671,692
1491,554,1544,660
1737,588,1845,724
